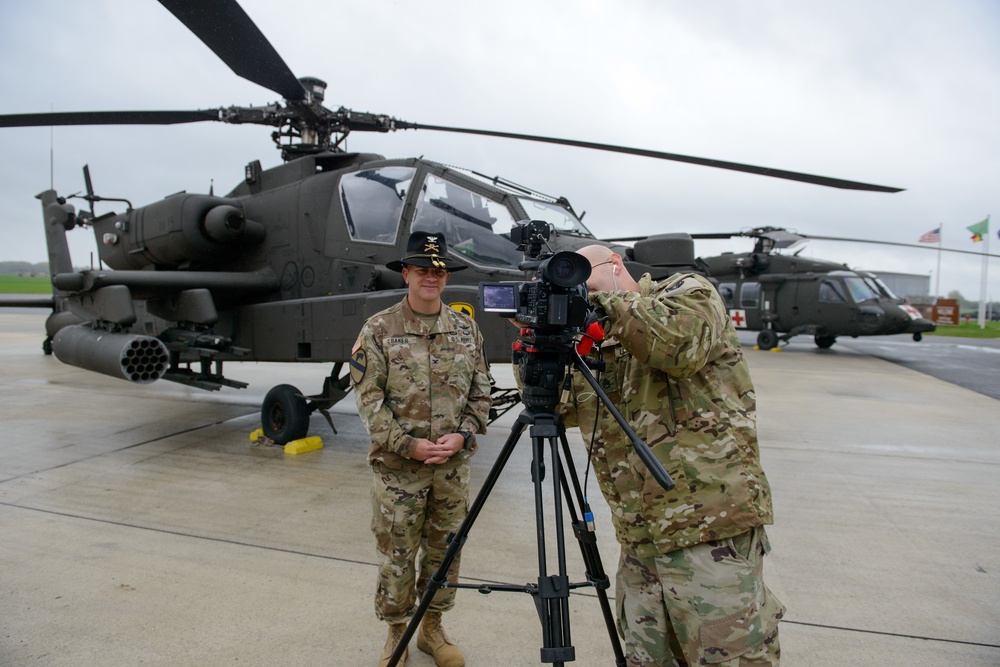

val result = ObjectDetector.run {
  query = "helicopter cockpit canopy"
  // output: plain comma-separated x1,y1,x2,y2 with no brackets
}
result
823,270,883,303
861,272,901,301
412,175,524,268
410,174,594,270
337,161,596,271
516,197,591,236
341,166,416,243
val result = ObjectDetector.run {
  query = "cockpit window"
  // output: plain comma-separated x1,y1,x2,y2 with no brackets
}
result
717,282,736,308
843,276,880,302
819,280,848,303
341,166,415,243
866,276,898,299
740,282,760,308
412,176,523,267
517,198,592,236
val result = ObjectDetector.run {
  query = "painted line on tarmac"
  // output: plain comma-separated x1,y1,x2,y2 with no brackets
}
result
786,619,1000,651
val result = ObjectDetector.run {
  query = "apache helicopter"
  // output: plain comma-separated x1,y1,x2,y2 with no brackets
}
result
0,0,906,444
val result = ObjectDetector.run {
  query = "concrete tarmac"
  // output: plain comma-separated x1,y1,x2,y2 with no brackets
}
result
1,311,998,666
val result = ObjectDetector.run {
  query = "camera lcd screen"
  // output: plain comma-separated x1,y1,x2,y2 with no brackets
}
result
480,284,517,313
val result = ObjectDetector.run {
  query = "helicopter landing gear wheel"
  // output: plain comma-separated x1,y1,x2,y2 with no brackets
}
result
757,329,779,350
262,384,310,445
913,333,923,342
815,335,837,349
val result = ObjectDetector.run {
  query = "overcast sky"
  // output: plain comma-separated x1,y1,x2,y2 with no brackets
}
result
1,0,998,300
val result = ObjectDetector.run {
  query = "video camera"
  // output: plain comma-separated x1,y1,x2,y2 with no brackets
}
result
479,220,592,330
479,220,597,409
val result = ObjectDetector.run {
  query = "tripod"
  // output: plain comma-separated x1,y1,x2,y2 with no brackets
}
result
387,405,621,666
387,353,674,666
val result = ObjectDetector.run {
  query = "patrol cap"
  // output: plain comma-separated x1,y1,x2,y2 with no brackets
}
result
387,231,468,272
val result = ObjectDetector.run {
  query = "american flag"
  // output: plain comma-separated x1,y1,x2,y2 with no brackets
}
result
918,227,941,243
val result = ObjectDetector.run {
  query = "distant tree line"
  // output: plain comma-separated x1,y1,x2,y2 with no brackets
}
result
946,291,1000,320
0,261,48,275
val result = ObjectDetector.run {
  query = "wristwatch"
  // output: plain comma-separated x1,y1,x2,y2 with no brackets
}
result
458,430,473,448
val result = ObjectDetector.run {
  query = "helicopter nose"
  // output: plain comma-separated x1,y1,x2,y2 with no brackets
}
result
857,304,886,333
904,318,937,334
890,303,937,334
894,303,937,333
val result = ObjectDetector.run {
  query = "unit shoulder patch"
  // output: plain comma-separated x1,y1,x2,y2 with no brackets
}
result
449,302,475,318
350,347,367,385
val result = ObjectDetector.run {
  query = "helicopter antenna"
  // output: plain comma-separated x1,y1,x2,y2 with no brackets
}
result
67,164,133,216
83,164,96,217
49,103,54,189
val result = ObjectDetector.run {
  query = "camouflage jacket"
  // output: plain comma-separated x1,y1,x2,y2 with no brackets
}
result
353,296,493,472
560,273,773,557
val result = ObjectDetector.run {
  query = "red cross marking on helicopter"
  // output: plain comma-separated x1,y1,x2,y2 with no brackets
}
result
729,309,747,328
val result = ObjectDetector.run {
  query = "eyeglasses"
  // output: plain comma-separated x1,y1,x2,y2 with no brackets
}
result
589,260,614,270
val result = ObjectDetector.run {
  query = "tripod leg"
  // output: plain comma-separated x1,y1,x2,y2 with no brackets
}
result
557,431,628,667
385,413,529,667
530,418,574,665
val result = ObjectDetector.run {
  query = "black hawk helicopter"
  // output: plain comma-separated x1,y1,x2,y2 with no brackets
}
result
607,226,1000,350
0,0,907,443
608,227,938,350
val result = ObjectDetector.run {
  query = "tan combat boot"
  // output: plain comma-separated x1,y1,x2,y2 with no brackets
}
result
378,623,408,667
416,611,465,667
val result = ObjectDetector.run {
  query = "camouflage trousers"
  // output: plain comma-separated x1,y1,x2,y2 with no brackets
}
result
616,527,785,666
370,455,470,623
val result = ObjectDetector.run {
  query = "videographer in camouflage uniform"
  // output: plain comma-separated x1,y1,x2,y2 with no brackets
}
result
352,232,492,667
561,244,784,667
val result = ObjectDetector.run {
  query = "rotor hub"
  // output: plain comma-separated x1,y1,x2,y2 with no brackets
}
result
298,77,327,104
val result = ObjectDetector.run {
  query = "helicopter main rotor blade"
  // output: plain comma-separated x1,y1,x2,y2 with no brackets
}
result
0,110,221,127
395,122,903,193
606,231,794,243
157,0,305,102
608,229,1000,259
802,234,1000,258
688,233,742,240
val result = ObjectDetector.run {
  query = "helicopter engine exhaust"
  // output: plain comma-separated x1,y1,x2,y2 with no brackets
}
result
51,325,169,384
204,205,266,244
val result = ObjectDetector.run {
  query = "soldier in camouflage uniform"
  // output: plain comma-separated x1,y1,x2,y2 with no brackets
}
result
560,245,785,667
352,232,492,667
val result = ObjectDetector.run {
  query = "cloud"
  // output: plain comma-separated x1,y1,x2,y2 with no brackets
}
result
1,0,997,299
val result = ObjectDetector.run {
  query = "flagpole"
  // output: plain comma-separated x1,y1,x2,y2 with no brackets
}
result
978,216,990,328
935,224,942,298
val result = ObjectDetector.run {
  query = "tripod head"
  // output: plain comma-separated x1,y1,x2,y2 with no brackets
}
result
508,322,674,491
512,329,577,410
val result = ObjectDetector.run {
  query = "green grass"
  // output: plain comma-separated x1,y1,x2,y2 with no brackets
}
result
927,320,1000,339
0,275,52,294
